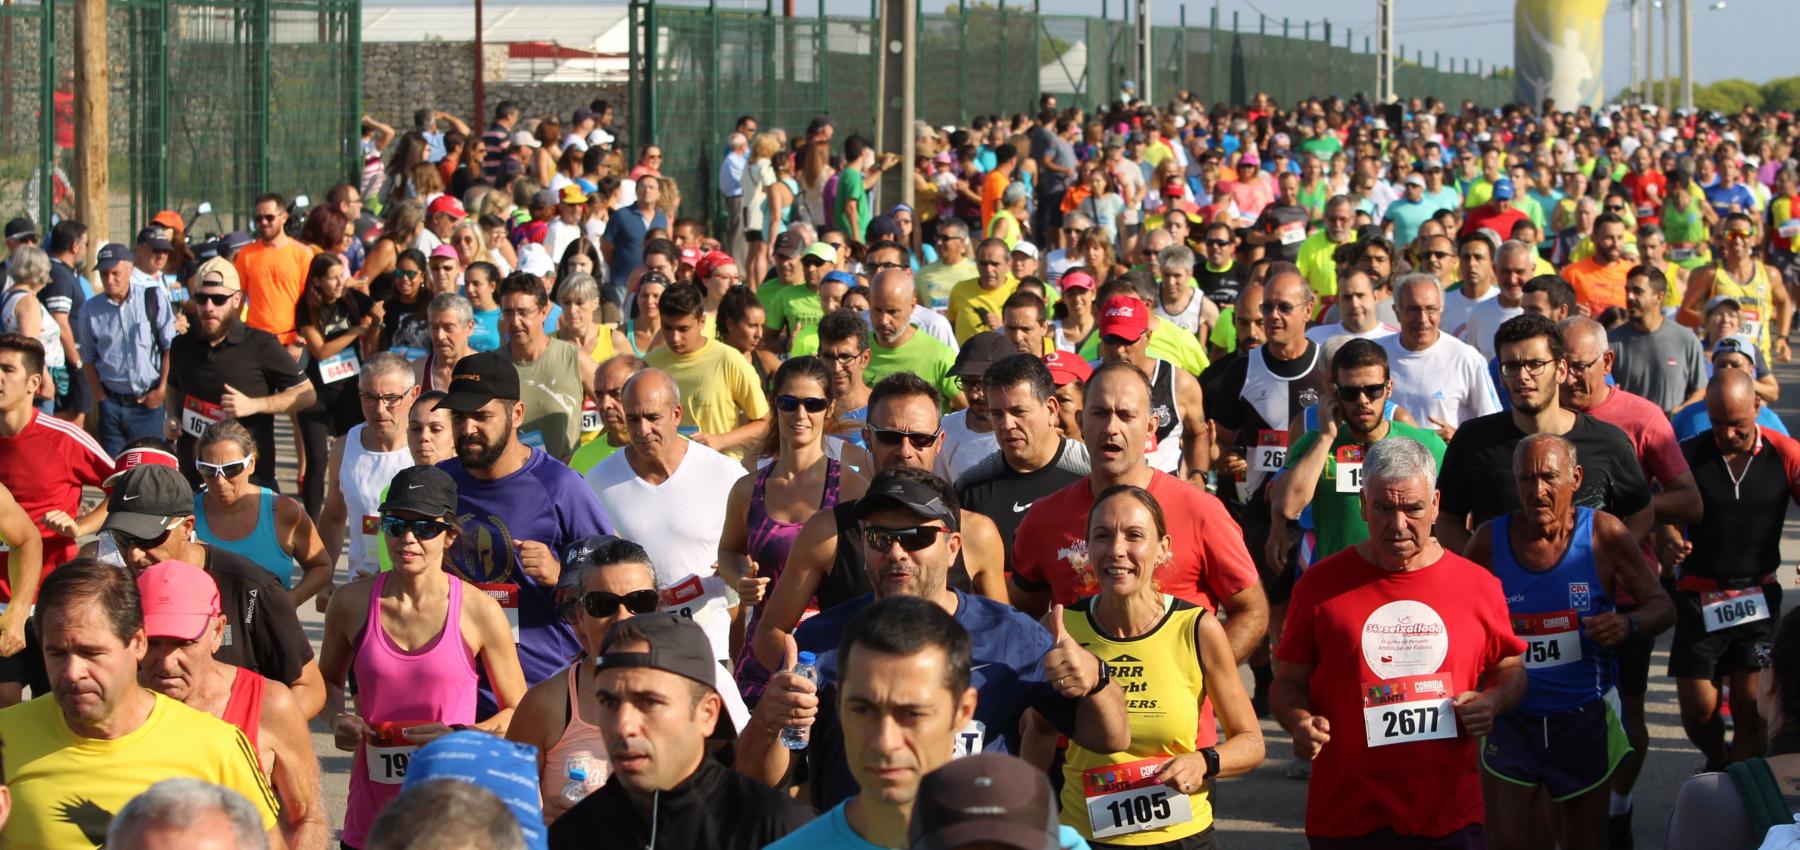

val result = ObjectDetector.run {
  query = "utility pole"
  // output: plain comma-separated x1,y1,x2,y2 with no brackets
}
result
73,0,106,254
875,0,916,210
1661,0,1672,110
1680,0,1693,110
474,0,486,127
1628,0,1639,102
1137,0,1152,103
1642,0,1653,103
1375,0,1393,103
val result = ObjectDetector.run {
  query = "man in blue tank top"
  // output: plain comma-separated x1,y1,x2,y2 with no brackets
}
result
1463,434,1672,850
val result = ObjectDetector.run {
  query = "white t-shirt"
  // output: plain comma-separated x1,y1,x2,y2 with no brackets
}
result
1379,332,1502,429
933,409,999,484
545,219,583,267
1460,298,1524,359
585,441,748,662
1440,283,1497,342
1304,321,1398,346
412,228,443,255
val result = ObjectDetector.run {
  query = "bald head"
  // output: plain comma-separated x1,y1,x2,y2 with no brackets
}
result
622,368,683,456
870,269,915,307
623,368,680,414
1706,368,1761,454
1707,367,1758,408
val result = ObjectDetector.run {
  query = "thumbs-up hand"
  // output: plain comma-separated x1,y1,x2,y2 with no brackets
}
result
754,632,819,736
737,559,769,606
219,383,258,419
1040,603,1102,698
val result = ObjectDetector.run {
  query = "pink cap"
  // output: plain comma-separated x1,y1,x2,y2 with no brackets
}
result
679,246,703,267
1059,269,1097,292
1097,295,1152,342
137,560,222,641
427,195,467,219
104,447,179,489
429,244,460,261
1043,351,1093,386
1238,152,1261,167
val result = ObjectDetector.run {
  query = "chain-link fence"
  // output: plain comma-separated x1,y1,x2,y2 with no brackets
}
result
0,0,358,242
629,1,1512,228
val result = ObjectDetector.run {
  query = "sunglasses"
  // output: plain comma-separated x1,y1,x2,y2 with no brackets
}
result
1100,334,1140,347
396,269,421,279
776,394,830,413
254,214,279,223
1334,383,1386,402
196,458,253,479
1420,250,1454,261
379,515,453,540
109,526,174,552
1258,301,1303,316
867,426,940,450
581,589,662,618
193,292,234,307
863,524,949,553
1204,238,1233,247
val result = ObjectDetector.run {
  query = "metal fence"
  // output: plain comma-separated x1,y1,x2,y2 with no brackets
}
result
628,1,1512,227
0,0,359,242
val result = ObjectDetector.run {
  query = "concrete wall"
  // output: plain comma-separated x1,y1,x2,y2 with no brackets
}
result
361,41,628,144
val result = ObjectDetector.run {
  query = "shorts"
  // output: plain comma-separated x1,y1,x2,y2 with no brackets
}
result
0,614,48,693
1668,583,1782,680
1093,827,1216,850
55,364,91,415
1481,689,1631,801
1307,824,1484,850
745,228,766,243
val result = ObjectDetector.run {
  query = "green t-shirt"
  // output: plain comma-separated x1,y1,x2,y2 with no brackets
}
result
864,329,960,406
765,283,823,346
570,435,626,475
1284,419,1446,560
1298,135,1342,159
790,325,821,357
1210,306,1236,353
835,167,871,242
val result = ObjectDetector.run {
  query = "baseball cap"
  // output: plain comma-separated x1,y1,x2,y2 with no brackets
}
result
438,351,522,412
1043,350,1092,386
1712,334,1768,377
221,231,254,252
427,195,467,219
530,188,559,210
1491,178,1515,200
908,753,1059,850
595,612,721,695
100,465,195,540
773,230,808,259
1238,152,1261,167
104,446,180,489
193,256,241,292
511,130,543,149
952,331,1014,379
1010,241,1039,260
136,227,173,252
1705,295,1743,315
1403,173,1426,188
402,732,548,850
517,243,555,278
137,560,221,642
680,246,703,268
94,243,133,273
572,107,596,124
378,465,460,519
823,270,857,288
429,244,460,261
1097,295,1152,342
4,217,37,241
559,184,589,205
855,469,960,529
806,114,835,136
1058,269,1097,292
866,214,906,243
803,242,837,264
151,210,184,231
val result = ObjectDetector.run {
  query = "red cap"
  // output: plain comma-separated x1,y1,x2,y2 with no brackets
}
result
1043,351,1093,386
427,195,467,219
1059,269,1097,292
104,447,180,489
1097,295,1151,342
696,250,737,280
679,246,703,267
136,560,221,641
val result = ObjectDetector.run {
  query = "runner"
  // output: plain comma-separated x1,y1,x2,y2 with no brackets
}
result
1677,212,1793,364
1096,294,1208,476
1379,273,1500,441
317,353,417,595
191,420,331,604
1303,269,1398,345
568,354,643,475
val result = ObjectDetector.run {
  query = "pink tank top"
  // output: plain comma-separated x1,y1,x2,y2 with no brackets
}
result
343,574,479,848
539,662,610,805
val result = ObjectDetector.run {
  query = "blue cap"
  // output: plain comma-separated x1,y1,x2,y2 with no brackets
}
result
95,242,132,272
823,270,856,287
402,731,548,850
1491,178,1515,200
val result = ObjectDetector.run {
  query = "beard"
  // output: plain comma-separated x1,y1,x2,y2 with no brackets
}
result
457,407,513,469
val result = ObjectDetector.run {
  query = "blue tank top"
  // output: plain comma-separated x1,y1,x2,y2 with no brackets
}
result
1492,507,1615,714
193,488,295,587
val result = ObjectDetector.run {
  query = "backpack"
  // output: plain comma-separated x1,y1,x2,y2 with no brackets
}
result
1727,758,1800,848
143,284,168,355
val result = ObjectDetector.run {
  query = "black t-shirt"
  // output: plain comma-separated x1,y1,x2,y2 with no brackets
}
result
42,259,88,323
1255,203,1311,262
381,297,431,357
1438,412,1653,529
1193,260,1247,308
954,438,1091,573
548,759,810,850
822,499,974,611
168,321,308,489
294,290,371,385
1678,431,1800,584
204,546,315,685
1210,343,1327,509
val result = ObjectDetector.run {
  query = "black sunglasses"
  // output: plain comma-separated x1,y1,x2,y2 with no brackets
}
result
581,589,662,618
867,426,940,450
109,526,173,551
863,525,949,553
1335,383,1386,402
193,292,234,307
380,516,453,540
776,394,830,413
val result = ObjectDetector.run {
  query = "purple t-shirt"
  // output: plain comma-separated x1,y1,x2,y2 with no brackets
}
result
440,448,614,692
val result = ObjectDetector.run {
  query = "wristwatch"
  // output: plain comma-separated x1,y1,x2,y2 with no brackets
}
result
1199,746,1221,779
1626,612,1642,638
1083,657,1113,697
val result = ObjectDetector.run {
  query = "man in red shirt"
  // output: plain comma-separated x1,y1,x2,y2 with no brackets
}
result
1273,435,1526,847
233,192,314,353
1460,178,1528,242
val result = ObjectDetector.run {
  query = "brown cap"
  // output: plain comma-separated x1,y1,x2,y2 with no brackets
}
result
908,753,1059,850
193,256,241,292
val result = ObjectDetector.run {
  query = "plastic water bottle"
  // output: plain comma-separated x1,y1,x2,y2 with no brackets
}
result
560,754,595,806
780,652,820,750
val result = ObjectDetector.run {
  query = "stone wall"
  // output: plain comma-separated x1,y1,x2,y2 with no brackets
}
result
361,41,628,145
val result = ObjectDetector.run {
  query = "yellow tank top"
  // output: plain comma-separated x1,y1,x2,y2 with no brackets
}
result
1059,595,1213,844
1713,261,1774,358
574,326,617,447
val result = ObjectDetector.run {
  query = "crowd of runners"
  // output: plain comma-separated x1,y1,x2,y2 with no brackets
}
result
1,85,1799,849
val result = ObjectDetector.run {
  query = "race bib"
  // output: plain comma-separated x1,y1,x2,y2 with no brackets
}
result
1333,444,1365,493
1670,246,1696,262
366,721,424,785
1779,219,1800,239
476,583,521,643
1277,220,1306,245
1512,609,1582,669
318,348,361,384
660,574,735,665
579,398,602,434
1083,757,1194,840
1251,430,1289,475
952,719,986,758
181,396,224,438
1701,587,1770,633
1362,674,1456,748
1739,307,1762,341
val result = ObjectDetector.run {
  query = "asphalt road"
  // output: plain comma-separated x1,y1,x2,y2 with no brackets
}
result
287,355,1800,849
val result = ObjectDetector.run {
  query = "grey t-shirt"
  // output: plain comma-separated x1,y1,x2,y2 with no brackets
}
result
1324,297,1400,327
1608,320,1707,413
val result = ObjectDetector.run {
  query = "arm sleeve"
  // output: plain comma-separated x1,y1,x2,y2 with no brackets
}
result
1465,352,1502,418
1284,431,1318,470
558,470,617,539
1642,416,1691,485
1684,335,1708,398
1009,510,1049,588
733,354,771,420
153,288,178,350
75,313,95,367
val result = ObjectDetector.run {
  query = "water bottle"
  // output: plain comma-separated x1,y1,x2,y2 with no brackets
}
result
780,652,820,750
560,754,595,805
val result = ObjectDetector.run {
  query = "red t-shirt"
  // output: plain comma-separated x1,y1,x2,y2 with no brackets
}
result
1012,470,1260,611
0,410,113,600
1587,386,1690,601
1276,546,1526,839
1621,170,1667,217
1459,204,1529,242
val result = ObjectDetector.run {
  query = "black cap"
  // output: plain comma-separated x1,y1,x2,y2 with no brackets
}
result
807,114,835,135
4,217,37,241
909,754,1060,850
856,470,960,530
94,243,132,273
595,612,719,695
101,466,196,539
438,351,521,412
772,230,808,259
135,227,173,252
952,331,1014,379
221,231,254,251
377,465,459,519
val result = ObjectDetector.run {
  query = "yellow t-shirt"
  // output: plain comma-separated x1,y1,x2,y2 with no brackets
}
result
0,692,279,849
1059,596,1214,844
948,276,1018,344
1295,231,1347,302
644,338,771,460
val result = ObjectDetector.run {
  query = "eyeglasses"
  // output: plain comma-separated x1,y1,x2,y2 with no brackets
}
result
865,261,906,273
108,526,173,552
867,426,940,450
776,394,830,413
254,214,279,223
1258,301,1303,316
818,351,860,364
581,589,662,618
379,515,453,540
195,457,253,479
863,524,950,553
396,269,421,279
193,292,234,307
1604,205,1626,213
360,392,410,408
1498,358,1555,378
1420,251,1454,261
1334,383,1386,402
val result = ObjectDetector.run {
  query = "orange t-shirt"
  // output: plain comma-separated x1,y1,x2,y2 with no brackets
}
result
1560,257,1632,316
980,170,1010,232
234,236,315,344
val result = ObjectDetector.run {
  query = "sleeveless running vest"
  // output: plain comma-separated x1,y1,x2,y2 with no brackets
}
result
1492,507,1616,715
221,665,267,757
339,423,412,580
1712,261,1776,359
194,489,294,588
540,661,609,802
735,459,843,697
1146,359,1185,475
1236,344,1323,501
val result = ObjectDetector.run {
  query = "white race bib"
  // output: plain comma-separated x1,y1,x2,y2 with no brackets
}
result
1333,444,1365,493
1278,220,1307,245
1512,610,1582,669
952,719,986,757
1362,674,1457,748
661,574,735,668
1670,246,1697,262
1083,757,1194,840
181,396,224,439
1251,429,1288,474
365,744,417,785
357,515,382,577
476,583,521,643
1701,587,1770,633
318,348,361,384
579,398,602,434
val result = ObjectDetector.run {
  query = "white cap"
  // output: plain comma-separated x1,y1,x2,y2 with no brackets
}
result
1010,241,1039,260
518,243,555,278
512,130,543,149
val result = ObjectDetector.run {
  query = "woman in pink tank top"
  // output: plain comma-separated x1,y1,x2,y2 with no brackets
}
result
317,466,528,849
